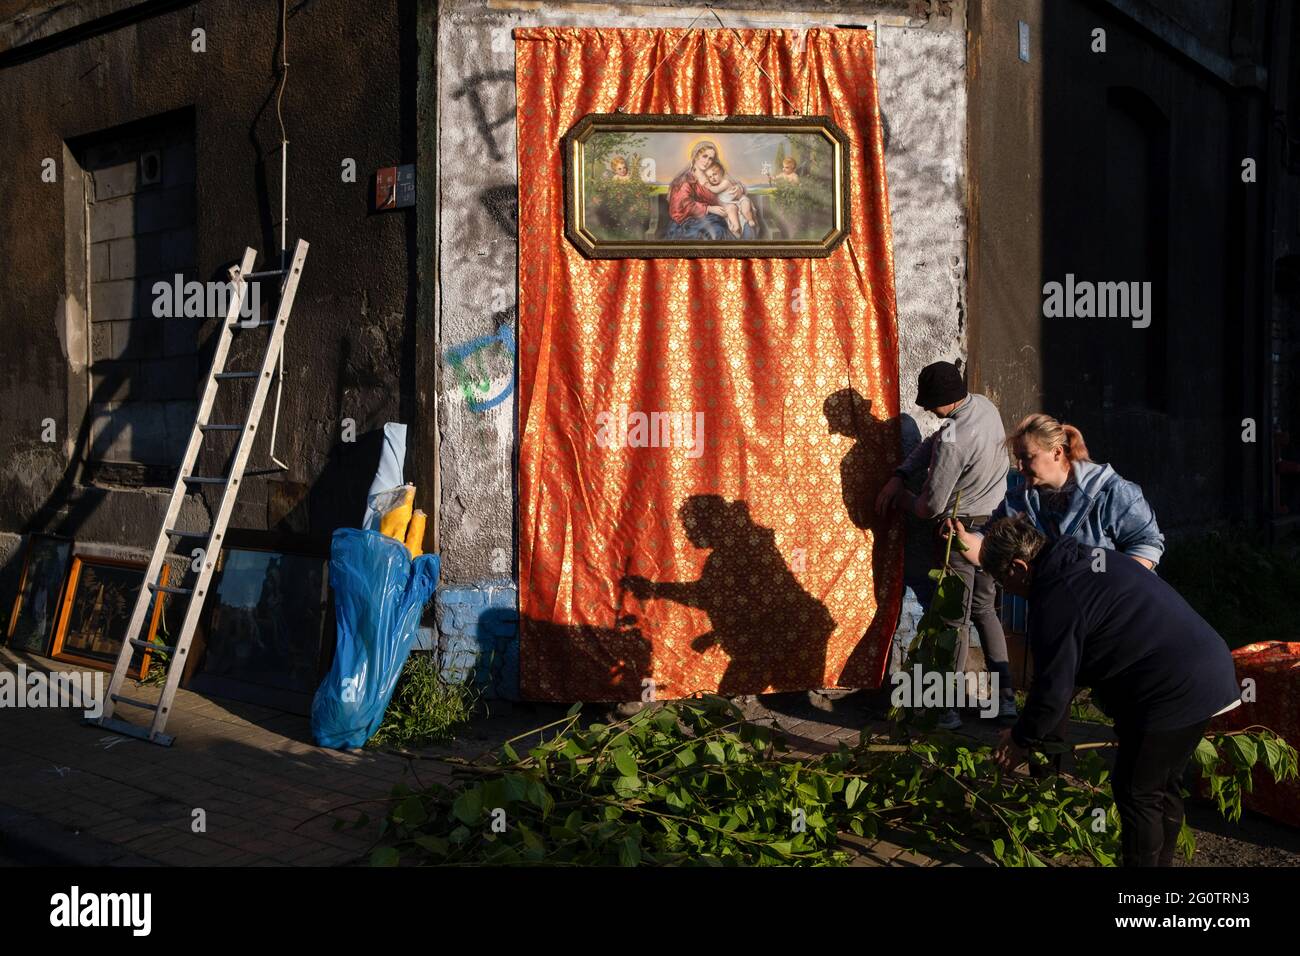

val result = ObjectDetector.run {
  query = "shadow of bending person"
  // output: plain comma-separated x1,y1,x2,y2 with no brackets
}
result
621,494,835,695
822,388,909,687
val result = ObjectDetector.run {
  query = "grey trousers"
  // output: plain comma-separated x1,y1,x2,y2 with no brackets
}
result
943,525,1013,697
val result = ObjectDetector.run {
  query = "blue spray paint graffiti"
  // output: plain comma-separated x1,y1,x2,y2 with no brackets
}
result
446,323,515,412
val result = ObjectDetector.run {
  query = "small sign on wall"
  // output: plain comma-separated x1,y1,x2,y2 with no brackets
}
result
1018,21,1030,62
375,164,415,210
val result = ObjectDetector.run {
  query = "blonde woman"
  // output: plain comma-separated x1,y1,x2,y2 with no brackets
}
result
951,414,1164,569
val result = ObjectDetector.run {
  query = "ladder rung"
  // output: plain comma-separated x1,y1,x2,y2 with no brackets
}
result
183,475,229,485
148,583,193,596
165,528,208,539
111,695,158,712
230,319,273,328
131,639,176,655
200,423,242,431
215,371,260,380
245,269,288,278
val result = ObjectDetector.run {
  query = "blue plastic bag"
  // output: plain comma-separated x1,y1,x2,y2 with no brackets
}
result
311,528,440,749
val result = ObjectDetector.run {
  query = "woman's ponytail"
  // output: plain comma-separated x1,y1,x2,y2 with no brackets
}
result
1060,424,1090,462
1010,413,1091,462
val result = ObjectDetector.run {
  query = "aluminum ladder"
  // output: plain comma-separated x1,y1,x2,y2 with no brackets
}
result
89,239,309,746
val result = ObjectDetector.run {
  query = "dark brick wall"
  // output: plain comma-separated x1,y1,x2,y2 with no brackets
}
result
81,112,199,472
0,0,420,550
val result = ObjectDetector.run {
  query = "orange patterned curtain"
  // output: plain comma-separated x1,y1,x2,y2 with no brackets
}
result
515,27,902,701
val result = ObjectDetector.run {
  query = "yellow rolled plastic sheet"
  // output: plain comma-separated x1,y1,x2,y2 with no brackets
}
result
379,484,415,543
405,509,427,558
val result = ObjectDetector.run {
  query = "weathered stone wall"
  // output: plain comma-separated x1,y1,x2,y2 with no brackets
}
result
0,0,417,596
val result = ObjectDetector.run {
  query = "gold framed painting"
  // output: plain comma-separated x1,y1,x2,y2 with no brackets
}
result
50,556,167,679
563,114,851,259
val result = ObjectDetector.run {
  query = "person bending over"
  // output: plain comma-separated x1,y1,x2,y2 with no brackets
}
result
980,517,1241,867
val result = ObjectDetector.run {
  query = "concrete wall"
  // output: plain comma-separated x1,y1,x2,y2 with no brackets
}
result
966,0,1042,429
0,0,417,595
432,0,971,690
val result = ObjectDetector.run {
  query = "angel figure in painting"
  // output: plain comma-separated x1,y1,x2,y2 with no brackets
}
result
771,156,800,184
609,154,631,181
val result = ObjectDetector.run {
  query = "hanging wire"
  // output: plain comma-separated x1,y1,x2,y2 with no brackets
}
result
267,0,290,472
616,5,711,112
800,28,813,116
705,6,802,114
616,3,803,115
274,0,289,269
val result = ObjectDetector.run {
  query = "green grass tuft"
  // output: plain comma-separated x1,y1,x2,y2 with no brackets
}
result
368,650,479,750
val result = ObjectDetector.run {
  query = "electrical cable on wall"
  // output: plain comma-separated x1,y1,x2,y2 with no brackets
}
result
267,0,290,471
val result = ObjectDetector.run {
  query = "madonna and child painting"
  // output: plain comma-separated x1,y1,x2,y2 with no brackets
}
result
563,115,849,259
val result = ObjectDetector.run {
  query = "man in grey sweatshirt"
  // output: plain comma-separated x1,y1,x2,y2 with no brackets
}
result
875,361,1015,726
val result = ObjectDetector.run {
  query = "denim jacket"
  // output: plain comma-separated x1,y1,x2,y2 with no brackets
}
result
990,460,1165,566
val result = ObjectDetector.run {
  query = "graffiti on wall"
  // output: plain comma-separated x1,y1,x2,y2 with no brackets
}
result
437,34,523,555
479,184,518,239
446,320,515,413
451,70,515,161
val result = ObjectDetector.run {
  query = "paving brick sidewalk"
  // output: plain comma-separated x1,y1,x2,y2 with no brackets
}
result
0,648,434,866
0,651,1009,867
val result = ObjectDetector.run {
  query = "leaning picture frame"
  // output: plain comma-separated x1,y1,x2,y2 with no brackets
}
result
5,534,73,654
50,556,167,680
562,113,851,259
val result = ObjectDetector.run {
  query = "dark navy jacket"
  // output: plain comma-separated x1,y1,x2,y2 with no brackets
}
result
1012,537,1240,747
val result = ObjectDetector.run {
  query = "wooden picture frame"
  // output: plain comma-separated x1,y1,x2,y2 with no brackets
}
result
50,556,167,680
562,113,851,259
6,534,73,654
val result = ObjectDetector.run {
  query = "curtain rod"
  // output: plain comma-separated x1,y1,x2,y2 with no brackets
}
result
483,0,924,30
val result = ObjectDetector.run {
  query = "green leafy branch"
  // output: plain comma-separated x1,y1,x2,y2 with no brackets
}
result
1194,726,1298,823
355,694,1295,868
351,488,1297,867
888,492,966,727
